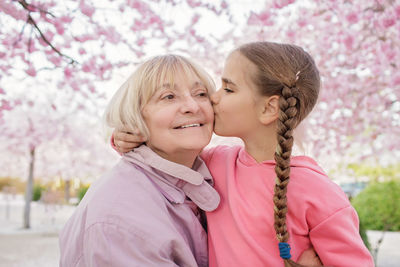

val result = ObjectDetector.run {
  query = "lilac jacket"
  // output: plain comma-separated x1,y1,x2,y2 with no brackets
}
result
59,145,220,267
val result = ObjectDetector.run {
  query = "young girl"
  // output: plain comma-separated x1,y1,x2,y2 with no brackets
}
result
113,42,373,266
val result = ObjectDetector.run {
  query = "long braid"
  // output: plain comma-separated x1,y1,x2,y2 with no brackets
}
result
274,85,305,267
274,85,297,243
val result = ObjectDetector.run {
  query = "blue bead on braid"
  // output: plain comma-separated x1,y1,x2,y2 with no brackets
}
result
278,242,292,259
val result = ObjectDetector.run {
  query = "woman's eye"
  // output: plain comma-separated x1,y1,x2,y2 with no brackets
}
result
224,88,234,93
198,92,208,97
162,94,175,100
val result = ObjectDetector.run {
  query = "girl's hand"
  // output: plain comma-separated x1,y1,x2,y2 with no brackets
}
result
297,247,322,266
113,128,146,153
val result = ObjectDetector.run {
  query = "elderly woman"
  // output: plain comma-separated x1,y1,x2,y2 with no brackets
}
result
59,55,220,267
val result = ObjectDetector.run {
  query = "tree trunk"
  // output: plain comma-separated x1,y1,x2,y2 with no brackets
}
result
23,147,35,229
65,179,70,204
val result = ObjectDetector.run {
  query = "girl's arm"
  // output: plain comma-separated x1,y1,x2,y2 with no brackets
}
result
112,129,146,154
310,205,374,266
112,128,218,164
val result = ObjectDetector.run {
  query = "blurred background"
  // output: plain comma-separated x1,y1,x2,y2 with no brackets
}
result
0,0,399,266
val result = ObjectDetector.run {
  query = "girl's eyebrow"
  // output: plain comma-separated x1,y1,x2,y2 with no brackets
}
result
221,77,237,86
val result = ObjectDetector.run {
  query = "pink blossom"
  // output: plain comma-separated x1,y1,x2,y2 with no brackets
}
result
80,2,95,18
248,11,272,26
286,30,296,39
297,18,308,27
49,55,62,66
346,12,359,24
0,88,4,94
26,66,37,77
70,81,80,92
44,30,55,43
395,5,400,18
75,34,95,42
149,15,161,25
79,48,86,55
191,14,200,24
137,38,145,46
54,21,65,35
0,1,28,20
64,68,73,79
60,15,73,24
393,75,400,86
38,38,48,47
382,18,395,28
187,0,201,8
221,1,228,9
1,99,12,111
99,26,121,44
273,0,296,9
343,35,354,50
82,62,92,73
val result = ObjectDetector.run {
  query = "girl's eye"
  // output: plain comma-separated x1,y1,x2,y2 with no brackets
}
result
224,88,234,93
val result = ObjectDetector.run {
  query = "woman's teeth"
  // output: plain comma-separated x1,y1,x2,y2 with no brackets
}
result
176,123,201,129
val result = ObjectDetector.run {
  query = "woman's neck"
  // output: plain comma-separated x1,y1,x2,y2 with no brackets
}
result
150,147,199,168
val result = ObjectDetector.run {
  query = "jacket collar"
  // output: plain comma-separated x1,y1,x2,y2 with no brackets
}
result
123,145,220,212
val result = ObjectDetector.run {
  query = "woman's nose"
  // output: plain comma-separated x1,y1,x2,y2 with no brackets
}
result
181,96,200,113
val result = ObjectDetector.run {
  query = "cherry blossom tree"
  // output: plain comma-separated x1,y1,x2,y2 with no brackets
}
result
0,84,119,228
1,0,399,227
239,0,400,167
1,0,233,228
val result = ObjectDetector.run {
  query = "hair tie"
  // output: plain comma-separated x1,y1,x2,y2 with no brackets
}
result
278,242,292,259
295,71,300,82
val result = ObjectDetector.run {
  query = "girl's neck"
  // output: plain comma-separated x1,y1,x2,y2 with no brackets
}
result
242,127,277,163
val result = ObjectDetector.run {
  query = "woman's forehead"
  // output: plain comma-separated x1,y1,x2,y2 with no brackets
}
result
157,69,203,88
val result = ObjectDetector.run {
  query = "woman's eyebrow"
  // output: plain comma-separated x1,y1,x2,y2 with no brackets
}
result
221,77,236,86
160,83,174,89
192,81,206,88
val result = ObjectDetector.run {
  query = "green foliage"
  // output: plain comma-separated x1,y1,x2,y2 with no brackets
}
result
77,185,90,204
347,163,400,181
32,184,45,201
358,219,371,251
352,180,400,231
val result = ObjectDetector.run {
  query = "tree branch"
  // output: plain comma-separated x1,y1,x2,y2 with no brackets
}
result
16,0,78,65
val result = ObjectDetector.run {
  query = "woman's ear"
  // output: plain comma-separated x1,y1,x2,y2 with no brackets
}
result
259,95,279,125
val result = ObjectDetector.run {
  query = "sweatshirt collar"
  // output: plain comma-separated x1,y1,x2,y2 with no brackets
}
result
238,146,324,173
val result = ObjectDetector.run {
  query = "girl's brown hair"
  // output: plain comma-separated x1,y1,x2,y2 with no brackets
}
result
238,42,320,267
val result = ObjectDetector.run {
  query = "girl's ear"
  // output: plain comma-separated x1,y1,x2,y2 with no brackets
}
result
259,95,279,125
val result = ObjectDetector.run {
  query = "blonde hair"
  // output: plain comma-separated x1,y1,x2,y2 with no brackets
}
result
104,54,215,137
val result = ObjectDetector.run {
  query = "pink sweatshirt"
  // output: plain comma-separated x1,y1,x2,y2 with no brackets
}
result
202,145,373,267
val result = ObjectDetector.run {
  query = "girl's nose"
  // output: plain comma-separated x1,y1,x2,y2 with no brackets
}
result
210,91,220,105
